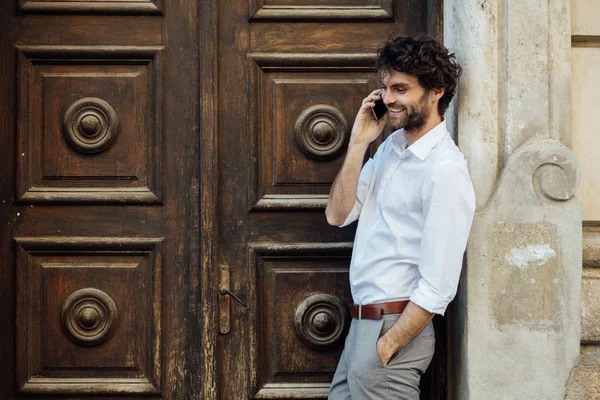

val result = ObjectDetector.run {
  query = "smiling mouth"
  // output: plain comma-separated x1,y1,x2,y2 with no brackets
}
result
389,106,406,113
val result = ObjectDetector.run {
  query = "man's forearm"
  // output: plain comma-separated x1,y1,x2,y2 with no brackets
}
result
377,302,434,364
325,143,369,226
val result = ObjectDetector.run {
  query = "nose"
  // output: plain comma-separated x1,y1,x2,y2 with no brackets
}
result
382,89,394,105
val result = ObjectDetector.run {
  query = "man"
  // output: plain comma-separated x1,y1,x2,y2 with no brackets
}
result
325,35,476,399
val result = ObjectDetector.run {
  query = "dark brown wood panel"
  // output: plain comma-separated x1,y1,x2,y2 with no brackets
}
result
248,54,378,211
199,0,219,397
250,0,394,21
0,2,18,399
16,46,163,203
17,16,162,46
250,22,426,53
249,243,353,398
18,0,163,14
160,0,202,398
15,237,163,395
14,206,162,237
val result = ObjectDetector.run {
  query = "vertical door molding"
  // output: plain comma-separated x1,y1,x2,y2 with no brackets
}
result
199,0,219,398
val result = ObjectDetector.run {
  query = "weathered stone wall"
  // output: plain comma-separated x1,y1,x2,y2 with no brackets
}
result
444,0,582,398
566,0,600,397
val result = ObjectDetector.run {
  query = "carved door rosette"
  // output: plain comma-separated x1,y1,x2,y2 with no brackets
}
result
294,104,348,161
63,97,118,155
294,293,349,350
61,288,119,346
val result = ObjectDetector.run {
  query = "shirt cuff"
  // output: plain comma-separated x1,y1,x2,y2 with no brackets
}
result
337,201,361,227
409,282,452,316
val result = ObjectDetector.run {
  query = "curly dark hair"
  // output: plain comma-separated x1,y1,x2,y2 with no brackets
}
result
375,34,462,116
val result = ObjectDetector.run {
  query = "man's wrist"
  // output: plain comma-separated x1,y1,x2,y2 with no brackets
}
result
347,141,369,156
379,332,401,355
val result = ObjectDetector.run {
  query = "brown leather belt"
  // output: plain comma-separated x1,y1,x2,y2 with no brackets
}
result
350,300,409,320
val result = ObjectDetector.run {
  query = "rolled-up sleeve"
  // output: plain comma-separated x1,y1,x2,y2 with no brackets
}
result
338,157,375,228
409,161,476,315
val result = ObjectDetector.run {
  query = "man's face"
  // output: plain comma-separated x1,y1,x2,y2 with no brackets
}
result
379,70,433,132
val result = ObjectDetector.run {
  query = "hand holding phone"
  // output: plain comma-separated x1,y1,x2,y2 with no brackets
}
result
371,91,388,121
350,90,388,147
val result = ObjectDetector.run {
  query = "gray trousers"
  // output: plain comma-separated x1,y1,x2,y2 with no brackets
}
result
328,313,435,400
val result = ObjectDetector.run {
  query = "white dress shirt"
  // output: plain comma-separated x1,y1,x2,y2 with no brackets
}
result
339,120,476,315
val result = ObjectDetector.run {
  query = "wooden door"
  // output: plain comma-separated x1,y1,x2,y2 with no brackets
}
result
0,1,446,399
0,0,204,398
215,1,446,399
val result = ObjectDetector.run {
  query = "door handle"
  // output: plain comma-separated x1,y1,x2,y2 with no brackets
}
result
219,287,247,308
218,264,247,335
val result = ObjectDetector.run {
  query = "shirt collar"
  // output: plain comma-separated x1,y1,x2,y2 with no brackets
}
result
391,120,448,161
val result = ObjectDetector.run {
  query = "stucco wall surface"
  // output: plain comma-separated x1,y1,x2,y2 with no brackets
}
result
444,0,582,398
465,141,581,399
567,0,600,397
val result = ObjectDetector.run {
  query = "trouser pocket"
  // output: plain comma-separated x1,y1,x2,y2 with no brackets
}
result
377,313,401,367
386,320,435,372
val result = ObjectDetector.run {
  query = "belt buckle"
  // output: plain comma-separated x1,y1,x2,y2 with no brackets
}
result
358,304,362,320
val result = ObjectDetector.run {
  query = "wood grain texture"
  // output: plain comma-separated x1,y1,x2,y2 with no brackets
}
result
2,0,446,398
217,0,252,398
248,243,352,397
162,0,202,398
4,0,201,397
200,0,219,398
248,52,377,70
219,0,445,396
427,0,443,40
16,45,164,204
249,0,393,21
17,15,162,46
15,237,163,395
19,0,163,14
572,35,600,48
0,0,17,399
247,52,377,211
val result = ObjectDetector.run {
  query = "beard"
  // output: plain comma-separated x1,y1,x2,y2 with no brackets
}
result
389,91,431,131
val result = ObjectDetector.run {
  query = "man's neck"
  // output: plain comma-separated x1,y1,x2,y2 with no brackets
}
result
404,114,443,148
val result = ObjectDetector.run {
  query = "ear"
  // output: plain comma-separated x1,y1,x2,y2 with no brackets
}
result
431,87,445,101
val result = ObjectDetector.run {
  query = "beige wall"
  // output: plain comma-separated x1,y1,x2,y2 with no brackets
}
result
571,0,600,36
572,47,600,221
567,0,600,397
572,0,600,221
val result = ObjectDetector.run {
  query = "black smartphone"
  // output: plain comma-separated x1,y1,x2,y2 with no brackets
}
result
371,91,388,121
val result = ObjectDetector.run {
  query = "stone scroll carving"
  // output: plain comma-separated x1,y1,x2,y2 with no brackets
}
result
294,104,348,161
61,288,118,346
294,293,348,350
63,97,118,154
492,140,580,205
533,156,579,202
